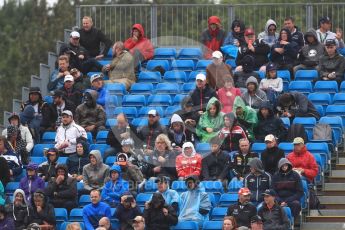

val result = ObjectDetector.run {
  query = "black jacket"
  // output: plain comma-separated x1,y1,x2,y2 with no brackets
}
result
59,42,90,70
78,27,112,57
201,150,229,180
298,29,325,67
114,204,142,229
271,29,299,66
291,26,305,51
5,203,32,230
254,102,287,142
30,190,56,226
59,85,83,107
106,124,138,150
236,39,270,69
137,121,167,149
143,204,178,230
272,158,304,203
258,202,290,230
233,71,260,89
189,85,218,112
227,201,257,228
231,151,259,178
319,52,345,85
66,140,90,176
261,146,285,176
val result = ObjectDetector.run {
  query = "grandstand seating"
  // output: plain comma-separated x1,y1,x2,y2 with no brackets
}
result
178,48,202,60
138,71,161,84
295,69,318,81
146,59,170,71
154,48,177,60
164,71,187,83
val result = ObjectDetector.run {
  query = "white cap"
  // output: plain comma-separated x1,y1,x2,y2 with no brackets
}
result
90,74,103,83
148,109,158,116
196,73,206,81
264,134,276,142
61,110,73,117
64,75,74,82
212,51,223,59
70,31,80,38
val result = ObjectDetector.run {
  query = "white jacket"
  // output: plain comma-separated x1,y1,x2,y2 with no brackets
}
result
2,125,34,152
55,121,87,154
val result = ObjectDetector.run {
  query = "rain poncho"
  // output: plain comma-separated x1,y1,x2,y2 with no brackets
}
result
196,97,224,142
158,187,180,209
233,96,258,140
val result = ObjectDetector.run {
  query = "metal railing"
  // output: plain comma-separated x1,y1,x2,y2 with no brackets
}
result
76,3,345,47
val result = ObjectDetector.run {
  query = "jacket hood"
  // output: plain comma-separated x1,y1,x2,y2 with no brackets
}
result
76,138,89,157
304,28,319,44
278,28,292,42
278,158,293,172
151,192,165,209
246,76,259,88
182,142,196,157
89,150,103,167
231,19,245,32
224,112,237,129
258,101,274,119
208,16,221,26
55,164,69,179
31,189,47,208
170,113,185,132
13,189,29,207
132,23,145,38
248,157,265,174
206,97,222,115
85,90,98,106
110,164,122,175
265,19,277,32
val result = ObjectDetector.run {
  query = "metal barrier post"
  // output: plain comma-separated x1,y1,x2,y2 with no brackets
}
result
227,5,234,32
151,4,158,46
306,3,313,30
76,5,81,28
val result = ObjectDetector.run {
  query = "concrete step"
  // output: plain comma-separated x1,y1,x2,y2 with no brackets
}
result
338,158,345,164
331,170,345,177
310,209,345,216
327,176,345,183
336,164,345,170
306,216,345,222
319,196,345,209
301,222,345,230
324,183,345,190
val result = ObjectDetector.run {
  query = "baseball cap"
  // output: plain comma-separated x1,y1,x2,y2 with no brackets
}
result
238,187,251,196
64,75,74,82
293,137,304,145
70,31,80,38
244,28,255,36
212,51,223,59
117,153,128,166
319,16,331,24
61,110,73,117
264,134,276,142
90,73,103,83
266,62,277,72
251,215,263,223
148,109,158,116
262,189,277,197
196,73,206,81
325,39,336,46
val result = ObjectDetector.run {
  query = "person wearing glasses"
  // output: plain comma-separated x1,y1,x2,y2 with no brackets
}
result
258,19,279,48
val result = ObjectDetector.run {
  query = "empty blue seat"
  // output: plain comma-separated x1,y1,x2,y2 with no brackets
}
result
281,117,291,128
136,193,153,207
89,144,109,157
105,95,119,116
130,83,154,95
57,157,67,164
201,181,224,193
69,208,84,221
138,107,164,117
251,143,266,155
288,81,313,94
79,195,91,207
326,105,345,125
5,182,19,195
144,180,158,193
277,70,291,82
295,69,318,81
41,132,56,144
105,118,117,128
171,180,187,193
138,71,161,84
225,59,237,68
96,130,109,144
32,144,55,157
178,48,202,60
181,83,196,94
195,60,212,71
172,221,199,230
163,71,187,83
155,83,180,95
255,71,265,79
278,142,294,155
114,107,138,120
77,182,84,191
165,105,181,118
131,118,148,127
147,95,172,107
306,142,330,171
154,48,177,59
55,208,68,230
210,207,228,220
171,60,195,72
160,118,170,126
308,93,332,109
203,221,223,230
173,95,187,105
31,156,46,165
122,95,146,107
146,60,170,71
340,81,345,92
218,193,238,207
105,83,127,95
314,81,338,94
333,93,345,104
187,71,205,82
196,142,211,155
314,104,325,117
105,156,116,166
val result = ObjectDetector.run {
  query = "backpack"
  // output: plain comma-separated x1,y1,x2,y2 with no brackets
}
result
308,187,323,215
312,123,332,141
286,124,308,143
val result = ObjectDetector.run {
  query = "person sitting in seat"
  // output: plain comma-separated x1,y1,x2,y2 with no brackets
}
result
175,142,202,180
29,190,56,228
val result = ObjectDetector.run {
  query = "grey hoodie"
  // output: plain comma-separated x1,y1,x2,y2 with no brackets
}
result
248,157,265,174
82,150,110,190
299,29,325,67
258,19,279,47
241,76,268,111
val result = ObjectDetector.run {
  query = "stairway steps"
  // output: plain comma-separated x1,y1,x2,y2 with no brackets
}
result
306,216,345,222
331,170,345,177
324,183,345,190
301,222,345,230
318,196,345,204
338,158,345,164
310,209,345,216
335,164,345,170
327,176,345,183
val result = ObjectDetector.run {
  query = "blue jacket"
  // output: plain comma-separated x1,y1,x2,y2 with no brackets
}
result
92,86,107,107
83,201,111,230
0,149,22,177
101,165,129,205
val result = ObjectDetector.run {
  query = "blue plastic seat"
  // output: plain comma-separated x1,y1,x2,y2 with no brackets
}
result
195,60,212,71
178,48,202,60
283,206,294,229
301,179,308,209
5,182,19,195
69,208,84,222
333,93,345,104
221,45,238,59
32,144,55,157
79,195,91,207
163,71,187,83
154,48,177,59
314,81,338,94
105,118,117,128
308,93,332,110
172,221,199,230
295,69,319,81
171,60,195,72
225,59,237,68
319,116,343,145
281,117,291,129
165,105,181,118
144,180,158,193
105,83,127,95
210,207,228,220
171,180,187,193
306,142,329,172
98,60,111,66
155,83,180,95
314,105,325,117
114,107,138,120
41,132,56,144
173,95,187,106
288,81,313,94
31,156,46,165
147,95,172,107
105,156,116,166
201,181,224,193
95,130,109,144
44,95,53,104
131,118,148,127
89,144,109,157
196,142,211,155
181,83,196,94
203,220,223,230
130,83,154,95
138,106,164,118
293,117,317,140
277,70,291,82
326,105,345,126
57,157,67,164
251,143,266,155
278,142,294,156
86,132,93,144
160,118,170,126
187,71,205,82
122,95,146,107
340,81,345,92
138,71,161,84
77,182,84,192
146,60,170,71
105,95,119,118
136,193,153,207
218,193,238,207
255,71,265,79
55,208,68,230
